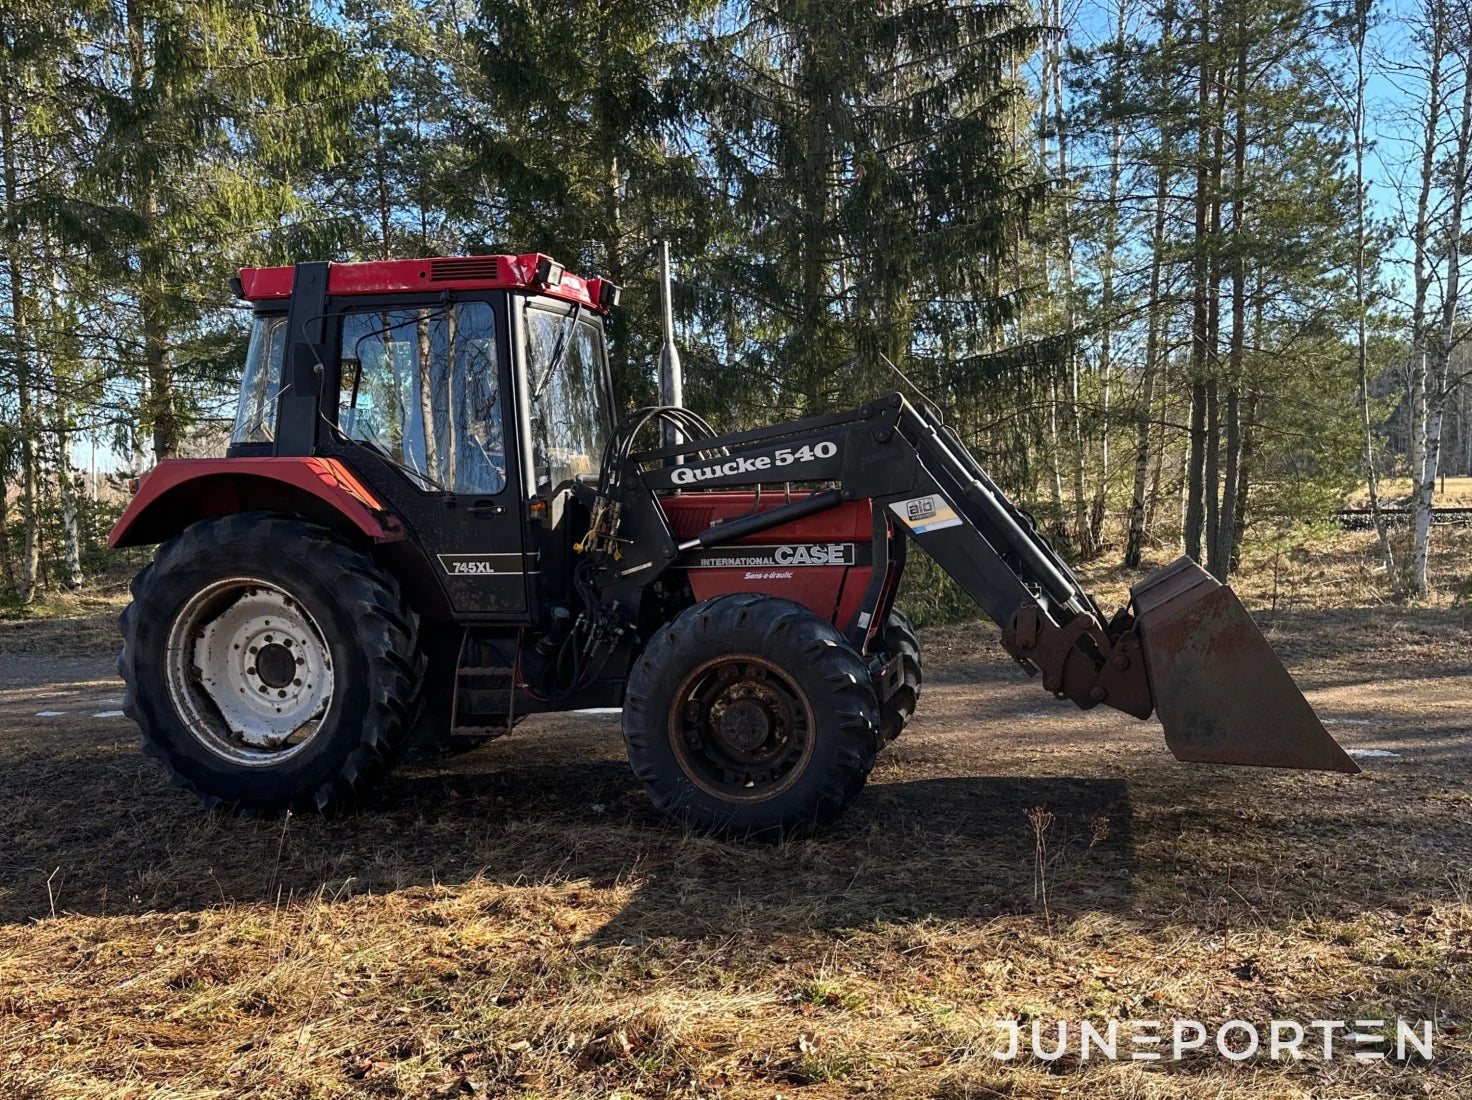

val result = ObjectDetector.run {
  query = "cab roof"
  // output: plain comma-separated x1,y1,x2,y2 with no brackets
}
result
235,253,616,313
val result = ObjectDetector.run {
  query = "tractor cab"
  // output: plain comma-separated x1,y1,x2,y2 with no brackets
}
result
226,255,619,622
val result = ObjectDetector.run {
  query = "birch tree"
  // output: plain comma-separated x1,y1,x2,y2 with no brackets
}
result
1350,0,1396,581
1411,0,1472,597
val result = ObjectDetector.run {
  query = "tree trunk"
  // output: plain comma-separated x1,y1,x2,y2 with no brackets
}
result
123,2,177,465
797,35,835,409
1184,0,1212,562
141,248,177,463
1091,0,1130,555
40,247,81,589
1038,24,1067,538
0,457,13,592
0,77,39,603
373,99,392,258
417,310,438,479
1204,375,1219,564
1046,0,1089,555
1352,0,1396,582
1124,319,1160,566
444,304,458,487
55,431,81,589
1232,393,1257,562
383,317,403,461
1203,78,1225,573
1126,0,1176,568
1047,374,1067,535
1414,12,1472,598
1408,0,1445,550
1146,440,1164,540
1212,18,1248,581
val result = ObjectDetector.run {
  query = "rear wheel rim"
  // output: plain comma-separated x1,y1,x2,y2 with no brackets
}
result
669,655,815,802
164,577,336,767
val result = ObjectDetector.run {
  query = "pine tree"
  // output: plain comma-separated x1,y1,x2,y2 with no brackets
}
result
0,0,90,600
78,0,356,463
312,0,478,262
464,0,713,400
697,1,1043,421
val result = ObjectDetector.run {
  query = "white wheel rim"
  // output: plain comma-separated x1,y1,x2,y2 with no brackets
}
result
165,577,336,767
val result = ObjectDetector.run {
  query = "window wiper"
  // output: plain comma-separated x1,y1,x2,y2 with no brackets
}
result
531,304,582,404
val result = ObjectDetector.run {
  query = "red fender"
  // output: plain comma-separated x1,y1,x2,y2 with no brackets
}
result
109,457,404,548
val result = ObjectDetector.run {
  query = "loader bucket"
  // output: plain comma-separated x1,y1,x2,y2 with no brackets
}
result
1131,557,1360,773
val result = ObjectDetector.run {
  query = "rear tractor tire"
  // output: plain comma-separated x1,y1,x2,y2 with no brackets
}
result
622,595,880,836
878,607,922,745
119,513,426,815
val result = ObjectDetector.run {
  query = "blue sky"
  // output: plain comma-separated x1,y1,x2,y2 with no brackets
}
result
1061,0,1448,307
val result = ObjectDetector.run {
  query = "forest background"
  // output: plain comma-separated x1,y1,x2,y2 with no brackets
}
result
2,0,1468,616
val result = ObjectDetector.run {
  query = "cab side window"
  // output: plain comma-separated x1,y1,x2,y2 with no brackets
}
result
232,314,286,444
336,300,506,494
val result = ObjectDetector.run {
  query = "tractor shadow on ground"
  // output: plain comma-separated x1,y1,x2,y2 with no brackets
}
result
588,773,1134,945
0,728,1135,933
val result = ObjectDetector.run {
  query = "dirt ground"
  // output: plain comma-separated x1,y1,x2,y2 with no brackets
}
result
1,544,1470,1098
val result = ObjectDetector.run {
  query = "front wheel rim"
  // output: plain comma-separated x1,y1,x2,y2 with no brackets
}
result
164,577,336,767
668,655,815,802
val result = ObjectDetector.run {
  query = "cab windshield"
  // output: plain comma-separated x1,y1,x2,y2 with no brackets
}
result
523,299,611,494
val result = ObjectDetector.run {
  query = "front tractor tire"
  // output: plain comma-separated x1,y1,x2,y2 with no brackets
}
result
878,608,923,745
623,595,880,836
119,513,425,815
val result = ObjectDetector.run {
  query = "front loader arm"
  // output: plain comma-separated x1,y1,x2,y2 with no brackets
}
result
589,392,1359,774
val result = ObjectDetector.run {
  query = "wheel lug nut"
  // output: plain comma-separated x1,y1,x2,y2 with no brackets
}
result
247,667,256,676
293,679,301,687
249,646,258,654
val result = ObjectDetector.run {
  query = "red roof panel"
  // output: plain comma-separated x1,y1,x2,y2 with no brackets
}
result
237,253,610,312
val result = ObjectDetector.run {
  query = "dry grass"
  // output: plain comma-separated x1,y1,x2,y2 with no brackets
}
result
1348,477,1472,509
0,584,130,657
1078,524,1472,615
1,533,1470,1097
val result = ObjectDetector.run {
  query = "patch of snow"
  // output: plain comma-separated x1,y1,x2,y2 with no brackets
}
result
92,710,126,719
34,711,65,717
1322,718,1374,726
1346,748,1401,759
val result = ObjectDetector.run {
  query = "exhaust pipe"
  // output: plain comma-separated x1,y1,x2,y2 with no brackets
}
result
657,240,684,451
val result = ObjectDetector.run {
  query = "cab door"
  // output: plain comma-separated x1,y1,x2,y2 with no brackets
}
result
322,293,532,617
515,296,615,615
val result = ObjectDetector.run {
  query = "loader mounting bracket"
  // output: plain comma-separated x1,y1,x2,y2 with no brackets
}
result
1000,605,1153,719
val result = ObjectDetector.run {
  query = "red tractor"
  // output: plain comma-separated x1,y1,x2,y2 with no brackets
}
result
111,253,1356,834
